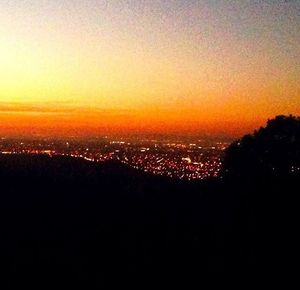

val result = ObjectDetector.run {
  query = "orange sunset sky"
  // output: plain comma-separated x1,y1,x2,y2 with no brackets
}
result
0,1,299,137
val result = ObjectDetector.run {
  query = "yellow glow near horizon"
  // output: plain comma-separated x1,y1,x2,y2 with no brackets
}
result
0,1,299,137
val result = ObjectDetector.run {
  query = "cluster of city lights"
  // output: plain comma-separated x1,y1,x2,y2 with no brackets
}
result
0,137,228,180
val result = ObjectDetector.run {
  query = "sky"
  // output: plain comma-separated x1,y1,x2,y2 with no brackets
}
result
0,0,299,137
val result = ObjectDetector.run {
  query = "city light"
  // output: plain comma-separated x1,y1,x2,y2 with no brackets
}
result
0,137,229,180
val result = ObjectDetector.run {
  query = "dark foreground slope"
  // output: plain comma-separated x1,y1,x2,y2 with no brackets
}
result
0,154,250,287
0,116,299,287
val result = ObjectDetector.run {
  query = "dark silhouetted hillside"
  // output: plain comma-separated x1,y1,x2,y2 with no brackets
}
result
220,115,300,281
0,115,299,287
222,115,300,181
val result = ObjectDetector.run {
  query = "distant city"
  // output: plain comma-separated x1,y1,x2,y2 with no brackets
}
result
0,136,231,180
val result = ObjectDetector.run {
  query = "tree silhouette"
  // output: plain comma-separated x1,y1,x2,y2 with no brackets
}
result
221,115,300,181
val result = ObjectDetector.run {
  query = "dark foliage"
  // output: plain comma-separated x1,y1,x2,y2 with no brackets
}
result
0,115,299,287
222,115,300,181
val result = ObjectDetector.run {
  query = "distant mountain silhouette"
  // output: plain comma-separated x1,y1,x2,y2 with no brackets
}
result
0,115,299,287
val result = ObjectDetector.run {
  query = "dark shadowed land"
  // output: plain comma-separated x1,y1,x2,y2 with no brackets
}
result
0,115,299,287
